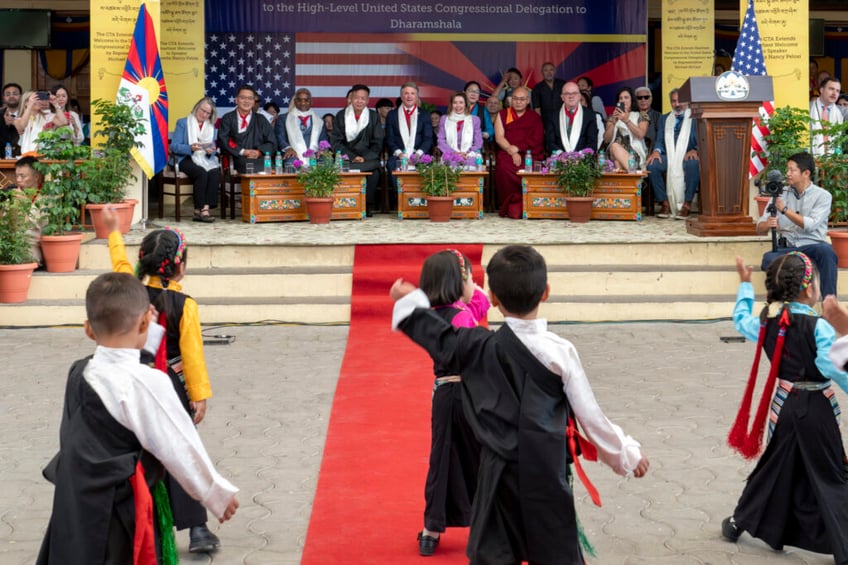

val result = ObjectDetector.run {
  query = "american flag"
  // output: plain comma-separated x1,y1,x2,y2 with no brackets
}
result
731,0,772,177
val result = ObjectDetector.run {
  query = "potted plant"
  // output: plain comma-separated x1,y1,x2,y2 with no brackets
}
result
34,126,89,272
0,188,39,302
819,120,848,265
294,140,342,224
412,152,464,222
84,99,146,237
546,147,602,223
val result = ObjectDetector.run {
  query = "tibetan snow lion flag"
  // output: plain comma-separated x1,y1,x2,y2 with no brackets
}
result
117,3,169,177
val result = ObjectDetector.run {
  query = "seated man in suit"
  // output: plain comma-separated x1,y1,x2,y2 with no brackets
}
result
329,84,384,216
385,82,434,210
546,82,598,155
645,88,699,219
217,84,277,174
274,88,328,167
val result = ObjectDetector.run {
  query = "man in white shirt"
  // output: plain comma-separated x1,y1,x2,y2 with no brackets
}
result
274,88,328,166
810,77,843,156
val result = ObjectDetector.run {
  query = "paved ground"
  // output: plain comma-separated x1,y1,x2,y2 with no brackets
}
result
0,321,842,564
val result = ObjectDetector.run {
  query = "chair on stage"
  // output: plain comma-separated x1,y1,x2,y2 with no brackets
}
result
156,155,191,222
220,153,240,220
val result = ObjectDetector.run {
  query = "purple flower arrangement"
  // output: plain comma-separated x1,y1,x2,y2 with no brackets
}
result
544,147,602,197
293,140,344,197
413,152,465,196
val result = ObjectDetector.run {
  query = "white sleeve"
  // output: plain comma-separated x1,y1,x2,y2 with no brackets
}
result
830,335,848,372
391,288,430,330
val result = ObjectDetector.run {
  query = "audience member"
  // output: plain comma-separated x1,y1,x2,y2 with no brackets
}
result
50,85,84,146
531,62,566,139
713,63,726,76
0,82,22,153
838,93,848,121
603,86,648,172
464,81,493,141
580,91,605,150
376,98,394,129
485,96,501,131
68,98,89,143
646,88,699,219
437,92,483,164
577,75,607,119
171,96,222,223
329,84,383,216
10,156,45,265
385,82,434,209
254,95,276,124
217,84,277,174
546,81,598,155
15,90,68,155
635,86,661,150
262,101,280,127
810,77,843,156
430,110,443,142
274,88,328,167
323,113,335,134
810,59,820,99
493,68,523,108
757,152,838,297
493,86,543,219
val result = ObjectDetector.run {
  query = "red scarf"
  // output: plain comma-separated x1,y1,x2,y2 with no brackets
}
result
403,105,415,128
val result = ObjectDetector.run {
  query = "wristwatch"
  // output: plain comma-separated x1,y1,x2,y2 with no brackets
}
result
781,206,788,214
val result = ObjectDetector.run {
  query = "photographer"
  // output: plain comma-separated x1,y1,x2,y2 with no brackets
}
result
757,152,838,297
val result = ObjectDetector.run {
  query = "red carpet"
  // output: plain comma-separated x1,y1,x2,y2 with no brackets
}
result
301,244,484,564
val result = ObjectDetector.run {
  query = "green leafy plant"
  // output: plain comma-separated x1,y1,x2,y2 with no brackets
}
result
34,126,90,235
412,152,464,197
294,140,341,197
0,188,37,264
760,105,811,179
545,148,601,197
84,99,146,203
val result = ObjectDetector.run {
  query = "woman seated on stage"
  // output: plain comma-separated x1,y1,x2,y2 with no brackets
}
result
437,92,483,166
603,86,649,172
171,96,221,223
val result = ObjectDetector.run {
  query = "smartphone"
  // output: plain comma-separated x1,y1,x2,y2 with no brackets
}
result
36,91,50,101
617,101,625,112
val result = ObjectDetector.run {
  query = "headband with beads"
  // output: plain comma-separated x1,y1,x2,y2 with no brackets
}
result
448,249,469,281
786,251,813,291
163,226,187,264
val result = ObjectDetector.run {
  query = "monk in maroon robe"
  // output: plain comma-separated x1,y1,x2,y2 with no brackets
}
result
493,86,544,219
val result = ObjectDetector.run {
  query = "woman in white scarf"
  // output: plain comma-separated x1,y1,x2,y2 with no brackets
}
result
15,91,68,155
603,87,649,172
436,92,483,165
171,97,221,222
50,85,84,146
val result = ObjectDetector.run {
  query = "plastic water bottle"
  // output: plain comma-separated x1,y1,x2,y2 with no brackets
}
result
275,151,283,174
475,153,484,172
335,150,343,170
309,155,317,168
524,150,532,171
627,150,636,173
598,150,606,170
263,152,272,174
400,155,408,172
4,142,11,159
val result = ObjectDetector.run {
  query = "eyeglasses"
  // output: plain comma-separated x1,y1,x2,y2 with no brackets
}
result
294,97,310,102
3,91,19,96
237,95,255,101
636,95,651,100
466,89,480,94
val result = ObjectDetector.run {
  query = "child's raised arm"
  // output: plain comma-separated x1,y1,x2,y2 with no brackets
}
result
735,256,753,284
390,278,417,301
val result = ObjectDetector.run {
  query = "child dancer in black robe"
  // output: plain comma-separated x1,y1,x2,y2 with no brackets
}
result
723,253,848,563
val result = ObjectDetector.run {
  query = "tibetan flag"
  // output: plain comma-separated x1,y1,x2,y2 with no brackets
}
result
117,3,168,178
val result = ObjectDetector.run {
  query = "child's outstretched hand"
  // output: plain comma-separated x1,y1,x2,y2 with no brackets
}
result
735,256,753,283
219,495,239,522
390,278,417,301
633,455,650,478
100,205,120,234
824,295,848,335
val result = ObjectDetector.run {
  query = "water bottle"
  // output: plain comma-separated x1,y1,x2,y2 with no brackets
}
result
309,155,317,168
627,150,636,173
4,142,11,159
524,150,532,171
400,155,408,172
598,150,606,170
335,150,343,170
275,151,283,174
263,152,272,174
475,153,484,172
836,144,844,157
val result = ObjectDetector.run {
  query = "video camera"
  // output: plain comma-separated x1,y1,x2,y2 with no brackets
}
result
758,169,784,197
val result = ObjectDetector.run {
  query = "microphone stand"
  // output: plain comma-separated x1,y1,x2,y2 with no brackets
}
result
768,193,779,253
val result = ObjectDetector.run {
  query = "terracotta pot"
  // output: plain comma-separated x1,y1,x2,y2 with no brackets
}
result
829,230,848,268
754,195,771,217
565,196,594,223
304,197,334,224
87,200,137,238
0,262,38,303
40,233,85,273
426,196,454,222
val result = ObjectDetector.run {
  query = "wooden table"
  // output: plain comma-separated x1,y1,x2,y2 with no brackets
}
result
520,171,645,220
0,159,14,188
240,172,366,223
394,170,486,219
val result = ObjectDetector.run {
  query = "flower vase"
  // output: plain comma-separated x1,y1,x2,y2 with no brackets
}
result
304,197,334,224
427,196,454,222
565,196,593,223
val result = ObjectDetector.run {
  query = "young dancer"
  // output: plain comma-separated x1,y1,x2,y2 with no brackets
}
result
416,250,490,556
723,253,848,562
37,272,238,565
102,208,221,553
391,245,649,564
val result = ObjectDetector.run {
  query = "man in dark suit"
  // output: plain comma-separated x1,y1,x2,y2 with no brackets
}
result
274,87,328,167
217,84,277,174
646,88,699,219
329,84,384,216
545,82,598,155
531,62,566,140
385,82,434,210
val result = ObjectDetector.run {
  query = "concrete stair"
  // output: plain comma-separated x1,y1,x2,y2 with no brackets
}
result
1,239,822,327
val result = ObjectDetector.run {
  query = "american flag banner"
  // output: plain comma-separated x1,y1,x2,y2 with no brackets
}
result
730,0,772,177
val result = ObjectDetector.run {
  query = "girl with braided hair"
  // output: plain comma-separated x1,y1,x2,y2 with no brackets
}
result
722,253,848,562
101,207,222,554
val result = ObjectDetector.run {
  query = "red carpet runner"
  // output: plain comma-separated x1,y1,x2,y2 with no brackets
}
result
301,244,484,564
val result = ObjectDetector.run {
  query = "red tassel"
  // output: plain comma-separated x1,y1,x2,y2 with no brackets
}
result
128,461,157,565
567,416,602,507
154,311,168,374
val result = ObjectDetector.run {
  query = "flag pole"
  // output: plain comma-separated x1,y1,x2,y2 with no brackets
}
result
135,174,160,230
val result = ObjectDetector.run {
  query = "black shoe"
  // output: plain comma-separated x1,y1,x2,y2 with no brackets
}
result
189,524,221,553
365,210,374,218
417,531,439,556
721,517,741,542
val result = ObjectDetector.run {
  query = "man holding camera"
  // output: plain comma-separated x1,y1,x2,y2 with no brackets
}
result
757,152,838,297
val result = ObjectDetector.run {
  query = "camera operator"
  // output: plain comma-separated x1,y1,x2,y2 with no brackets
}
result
757,151,838,297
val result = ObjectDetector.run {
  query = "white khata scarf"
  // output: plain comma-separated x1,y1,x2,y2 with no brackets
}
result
665,108,693,214
613,111,647,168
344,105,369,142
444,112,474,152
285,109,322,160
186,113,218,171
557,105,584,152
397,105,419,155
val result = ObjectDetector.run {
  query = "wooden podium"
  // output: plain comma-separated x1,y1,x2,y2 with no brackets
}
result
679,76,773,236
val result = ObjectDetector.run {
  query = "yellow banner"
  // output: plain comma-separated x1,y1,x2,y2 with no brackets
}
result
750,0,808,110
661,0,714,113
161,0,205,130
